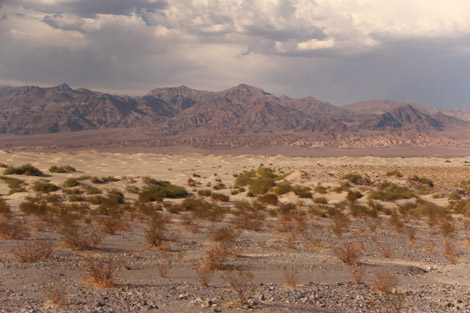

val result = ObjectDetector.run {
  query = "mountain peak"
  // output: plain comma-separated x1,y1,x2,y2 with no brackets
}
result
55,83,71,91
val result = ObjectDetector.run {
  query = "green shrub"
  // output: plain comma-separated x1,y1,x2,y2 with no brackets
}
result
68,195,84,202
0,176,26,194
107,189,125,204
414,201,449,219
248,177,275,195
63,178,79,187
49,165,66,173
368,182,414,201
139,181,188,202
410,175,434,187
274,182,293,195
346,190,363,202
3,164,43,176
197,189,212,197
343,173,372,186
19,197,50,215
235,170,256,187
86,187,102,195
350,203,378,218
32,181,59,193
293,185,312,198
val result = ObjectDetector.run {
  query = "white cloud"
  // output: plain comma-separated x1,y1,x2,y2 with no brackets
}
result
0,0,469,107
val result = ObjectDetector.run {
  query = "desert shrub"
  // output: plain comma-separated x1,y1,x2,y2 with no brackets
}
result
145,213,167,247
346,190,363,202
414,201,449,219
0,197,11,214
63,178,79,187
451,199,470,216
182,197,228,221
107,189,125,204
397,201,418,216
368,182,415,201
62,188,81,195
210,226,239,247
42,276,68,306
197,189,212,197
331,213,351,237
249,177,275,195
293,185,312,198
460,180,470,190
350,203,378,218
231,203,266,231
0,218,30,239
234,170,257,187
386,170,403,177
368,200,385,212
157,252,172,278
410,175,434,187
313,197,328,204
440,221,457,237
32,181,59,193
211,192,230,202
194,262,215,287
3,164,43,176
222,269,255,305
343,173,372,186
82,255,119,287
0,176,26,194
314,185,327,195
61,224,102,250
332,241,363,266
19,197,50,215
256,193,279,205
205,245,233,270
349,265,366,284
68,194,84,202
139,181,188,202
371,271,398,294
274,182,293,195
443,240,461,264
213,182,226,190
11,239,54,262
86,186,102,195
50,165,76,173
283,266,298,289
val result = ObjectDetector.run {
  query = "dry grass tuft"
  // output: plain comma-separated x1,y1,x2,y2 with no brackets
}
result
332,241,363,266
283,266,298,289
82,255,119,288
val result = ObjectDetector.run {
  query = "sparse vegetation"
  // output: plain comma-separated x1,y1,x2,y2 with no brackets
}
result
3,164,43,176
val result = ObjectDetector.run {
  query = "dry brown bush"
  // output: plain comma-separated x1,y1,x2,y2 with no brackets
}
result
12,239,54,262
331,213,350,237
379,245,394,259
42,275,68,306
0,217,30,239
349,264,366,284
222,269,255,305
332,241,363,266
205,245,233,270
283,266,298,289
82,255,119,287
61,224,102,250
443,240,461,264
157,252,172,278
371,271,398,294
194,262,215,287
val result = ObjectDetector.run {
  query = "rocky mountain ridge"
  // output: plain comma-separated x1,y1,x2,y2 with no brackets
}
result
0,83,468,150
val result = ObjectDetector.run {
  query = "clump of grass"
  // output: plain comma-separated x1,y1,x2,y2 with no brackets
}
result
371,271,398,294
314,185,327,195
145,213,167,248
410,175,434,187
32,181,59,193
86,186,102,195
0,176,26,194
12,239,55,262
3,164,43,176
82,255,119,287
346,190,363,202
42,275,68,306
210,225,239,248
194,262,215,287
19,196,51,216
235,167,288,195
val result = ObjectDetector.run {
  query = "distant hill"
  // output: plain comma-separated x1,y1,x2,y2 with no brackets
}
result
0,83,468,150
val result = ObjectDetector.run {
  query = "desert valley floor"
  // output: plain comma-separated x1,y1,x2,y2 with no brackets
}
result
0,151,470,312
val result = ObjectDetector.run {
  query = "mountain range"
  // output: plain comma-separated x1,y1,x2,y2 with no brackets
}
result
0,83,469,151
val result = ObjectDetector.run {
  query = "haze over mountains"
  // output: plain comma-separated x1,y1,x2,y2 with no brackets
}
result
0,83,469,152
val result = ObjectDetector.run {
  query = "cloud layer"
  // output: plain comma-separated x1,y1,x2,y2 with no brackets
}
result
1,0,469,107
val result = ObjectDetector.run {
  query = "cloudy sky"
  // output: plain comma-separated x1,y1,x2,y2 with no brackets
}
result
0,0,469,108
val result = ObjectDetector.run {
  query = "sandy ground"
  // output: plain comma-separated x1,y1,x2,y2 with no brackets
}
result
0,151,470,312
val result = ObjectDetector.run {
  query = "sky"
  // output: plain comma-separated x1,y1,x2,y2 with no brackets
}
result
0,0,469,108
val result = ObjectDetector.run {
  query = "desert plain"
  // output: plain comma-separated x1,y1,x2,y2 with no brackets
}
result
0,151,470,312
